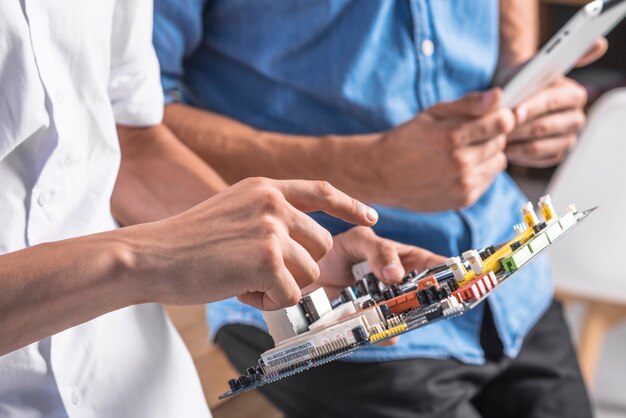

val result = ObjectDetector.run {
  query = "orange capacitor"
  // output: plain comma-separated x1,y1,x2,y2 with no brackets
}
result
384,291,421,315
417,276,439,291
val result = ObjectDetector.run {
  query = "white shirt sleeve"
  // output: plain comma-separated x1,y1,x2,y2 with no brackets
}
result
108,0,164,127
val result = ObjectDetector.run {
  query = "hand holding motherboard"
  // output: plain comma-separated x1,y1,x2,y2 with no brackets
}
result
221,194,595,398
311,226,445,300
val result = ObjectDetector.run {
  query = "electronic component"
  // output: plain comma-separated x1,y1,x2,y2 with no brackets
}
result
539,195,557,222
263,287,331,344
220,196,596,399
521,201,540,228
445,256,467,282
299,288,333,324
462,249,484,275
500,244,532,272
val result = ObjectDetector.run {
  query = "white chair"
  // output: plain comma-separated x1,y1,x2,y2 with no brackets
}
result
547,87,626,386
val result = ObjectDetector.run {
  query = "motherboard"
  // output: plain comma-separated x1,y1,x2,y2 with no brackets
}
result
220,195,595,399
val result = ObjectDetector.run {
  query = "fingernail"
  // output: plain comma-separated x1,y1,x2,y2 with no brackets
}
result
516,107,527,124
366,207,379,223
382,262,404,282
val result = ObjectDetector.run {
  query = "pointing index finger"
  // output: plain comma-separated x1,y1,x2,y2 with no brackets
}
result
275,180,378,227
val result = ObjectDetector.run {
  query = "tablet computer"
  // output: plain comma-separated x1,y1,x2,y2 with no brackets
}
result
502,0,626,109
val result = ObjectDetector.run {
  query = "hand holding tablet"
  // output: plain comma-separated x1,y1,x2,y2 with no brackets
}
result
501,0,626,167
502,0,626,109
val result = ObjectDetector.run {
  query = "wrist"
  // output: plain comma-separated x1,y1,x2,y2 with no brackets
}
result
320,132,382,203
110,224,162,305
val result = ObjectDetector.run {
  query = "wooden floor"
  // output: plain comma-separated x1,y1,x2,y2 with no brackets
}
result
165,305,283,418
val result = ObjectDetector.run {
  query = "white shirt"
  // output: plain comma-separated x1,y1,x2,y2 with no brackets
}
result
0,1,211,417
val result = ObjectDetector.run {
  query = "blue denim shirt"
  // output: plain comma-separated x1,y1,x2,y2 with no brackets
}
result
153,0,553,364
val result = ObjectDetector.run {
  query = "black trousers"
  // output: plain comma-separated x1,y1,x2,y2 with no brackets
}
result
216,300,592,418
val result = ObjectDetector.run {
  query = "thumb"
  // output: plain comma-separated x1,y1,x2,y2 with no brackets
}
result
368,240,406,285
427,87,502,119
338,227,406,285
397,245,447,273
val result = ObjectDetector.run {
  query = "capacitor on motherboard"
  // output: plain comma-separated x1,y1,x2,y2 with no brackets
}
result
340,287,357,303
538,194,557,221
351,325,369,344
521,201,540,228
379,303,393,319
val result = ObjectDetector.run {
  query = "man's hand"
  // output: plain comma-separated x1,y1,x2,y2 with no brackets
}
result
132,177,378,311
311,226,445,299
505,38,608,168
311,226,445,346
363,88,515,211
0,177,376,355
163,85,514,213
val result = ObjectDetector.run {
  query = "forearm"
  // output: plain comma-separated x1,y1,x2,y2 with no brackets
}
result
163,103,380,202
0,229,144,355
112,124,228,226
499,0,539,69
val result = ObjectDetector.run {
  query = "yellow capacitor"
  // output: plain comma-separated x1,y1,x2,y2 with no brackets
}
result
538,195,557,222
521,202,539,228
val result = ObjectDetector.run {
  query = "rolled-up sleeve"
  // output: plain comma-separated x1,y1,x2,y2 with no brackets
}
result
153,0,208,104
109,0,164,126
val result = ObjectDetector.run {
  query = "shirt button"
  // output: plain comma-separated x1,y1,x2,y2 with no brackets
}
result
37,190,52,207
421,39,435,57
71,388,82,405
